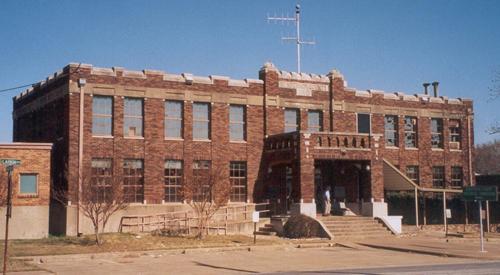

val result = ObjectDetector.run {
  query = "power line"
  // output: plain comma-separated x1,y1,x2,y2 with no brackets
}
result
0,63,83,95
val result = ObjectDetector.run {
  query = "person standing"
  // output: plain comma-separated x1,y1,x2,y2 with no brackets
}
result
323,186,331,216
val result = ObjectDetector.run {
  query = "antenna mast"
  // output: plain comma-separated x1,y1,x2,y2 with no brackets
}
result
267,4,315,73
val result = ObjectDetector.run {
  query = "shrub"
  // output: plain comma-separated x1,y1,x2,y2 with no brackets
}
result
283,214,323,238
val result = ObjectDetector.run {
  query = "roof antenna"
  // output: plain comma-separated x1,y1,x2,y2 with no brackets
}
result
267,4,316,73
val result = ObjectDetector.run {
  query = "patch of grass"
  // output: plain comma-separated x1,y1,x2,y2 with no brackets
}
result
0,258,42,272
1,233,285,257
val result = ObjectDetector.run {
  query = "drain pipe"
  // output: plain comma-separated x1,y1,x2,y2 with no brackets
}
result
77,78,86,236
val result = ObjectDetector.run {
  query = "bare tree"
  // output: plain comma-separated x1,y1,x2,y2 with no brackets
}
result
489,71,500,134
183,165,231,239
475,140,500,175
54,164,128,245
0,169,7,206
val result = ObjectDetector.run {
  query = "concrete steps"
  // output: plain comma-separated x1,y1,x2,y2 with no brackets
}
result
255,223,277,236
319,216,392,240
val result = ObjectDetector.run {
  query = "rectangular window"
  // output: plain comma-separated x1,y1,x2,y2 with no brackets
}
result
451,166,463,188
193,102,210,140
432,166,445,188
404,116,418,148
449,119,461,150
124,98,143,137
91,158,113,202
229,105,246,141
307,110,323,133
123,159,144,203
284,108,300,133
230,161,247,202
357,113,370,134
165,100,183,139
164,160,183,202
92,96,113,136
431,118,444,149
384,115,399,147
192,160,211,202
19,174,38,194
406,166,419,185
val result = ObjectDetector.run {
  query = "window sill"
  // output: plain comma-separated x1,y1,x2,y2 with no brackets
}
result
431,148,444,151
405,147,419,150
18,194,38,198
193,139,211,142
450,149,462,152
385,146,399,150
92,135,114,139
124,136,145,140
230,140,247,144
165,138,184,141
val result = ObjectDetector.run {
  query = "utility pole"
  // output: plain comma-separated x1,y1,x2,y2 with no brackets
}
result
1,159,20,275
267,4,315,73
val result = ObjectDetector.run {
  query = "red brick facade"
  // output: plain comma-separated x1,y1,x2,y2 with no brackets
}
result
12,62,474,215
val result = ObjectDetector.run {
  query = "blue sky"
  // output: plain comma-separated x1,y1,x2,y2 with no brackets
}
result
0,0,499,144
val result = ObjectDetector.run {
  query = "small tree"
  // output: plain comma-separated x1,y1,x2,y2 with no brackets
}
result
184,165,231,239
54,164,128,245
489,71,500,134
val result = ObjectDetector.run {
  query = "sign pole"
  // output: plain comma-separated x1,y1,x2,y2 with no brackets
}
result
479,201,485,253
3,167,13,275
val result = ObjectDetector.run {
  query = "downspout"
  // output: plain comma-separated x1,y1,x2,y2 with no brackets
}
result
467,112,473,186
77,78,86,236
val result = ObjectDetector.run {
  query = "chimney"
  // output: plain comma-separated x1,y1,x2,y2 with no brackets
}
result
423,83,430,95
432,81,439,97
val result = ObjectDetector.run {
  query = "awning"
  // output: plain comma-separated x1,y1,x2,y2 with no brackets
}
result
383,159,462,193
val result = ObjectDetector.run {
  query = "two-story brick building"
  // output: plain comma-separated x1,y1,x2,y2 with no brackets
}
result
12,62,474,235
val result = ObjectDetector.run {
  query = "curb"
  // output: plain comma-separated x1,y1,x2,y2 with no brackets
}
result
357,243,500,261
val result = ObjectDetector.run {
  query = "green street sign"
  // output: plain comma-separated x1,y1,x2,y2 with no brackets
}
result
0,159,21,167
463,186,498,201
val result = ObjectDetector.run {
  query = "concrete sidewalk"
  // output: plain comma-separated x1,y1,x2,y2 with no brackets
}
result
357,236,500,260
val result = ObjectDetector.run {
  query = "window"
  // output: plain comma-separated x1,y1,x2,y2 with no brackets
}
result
92,96,113,136
91,158,113,202
404,116,418,148
230,161,247,202
19,174,37,195
451,166,463,187
307,110,323,132
406,166,419,185
164,160,183,202
124,98,143,137
357,113,370,134
284,108,300,133
432,166,445,188
449,119,461,149
229,105,246,141
192,160,211,202
165,100,183,139
193,102,210,140
123,159,144,203
431,118,444,149
384,115,399,147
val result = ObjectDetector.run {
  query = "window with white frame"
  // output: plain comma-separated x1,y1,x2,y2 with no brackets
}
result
230,161,247,202
307,110,323,133
357,113,370,134
229,105,246,141
92,96,113,136
406,166,419,185
193,102,210,140
404,116,418,148
449,119,461,149
192,160,211,202
451,166,463,187
284,108,300,133
384,115,399,147
91,158,113,202
165,100,183,139
124,98,143,137
164,160,183,202
431,118,444,149
432,166,445,188
123,159,144,203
